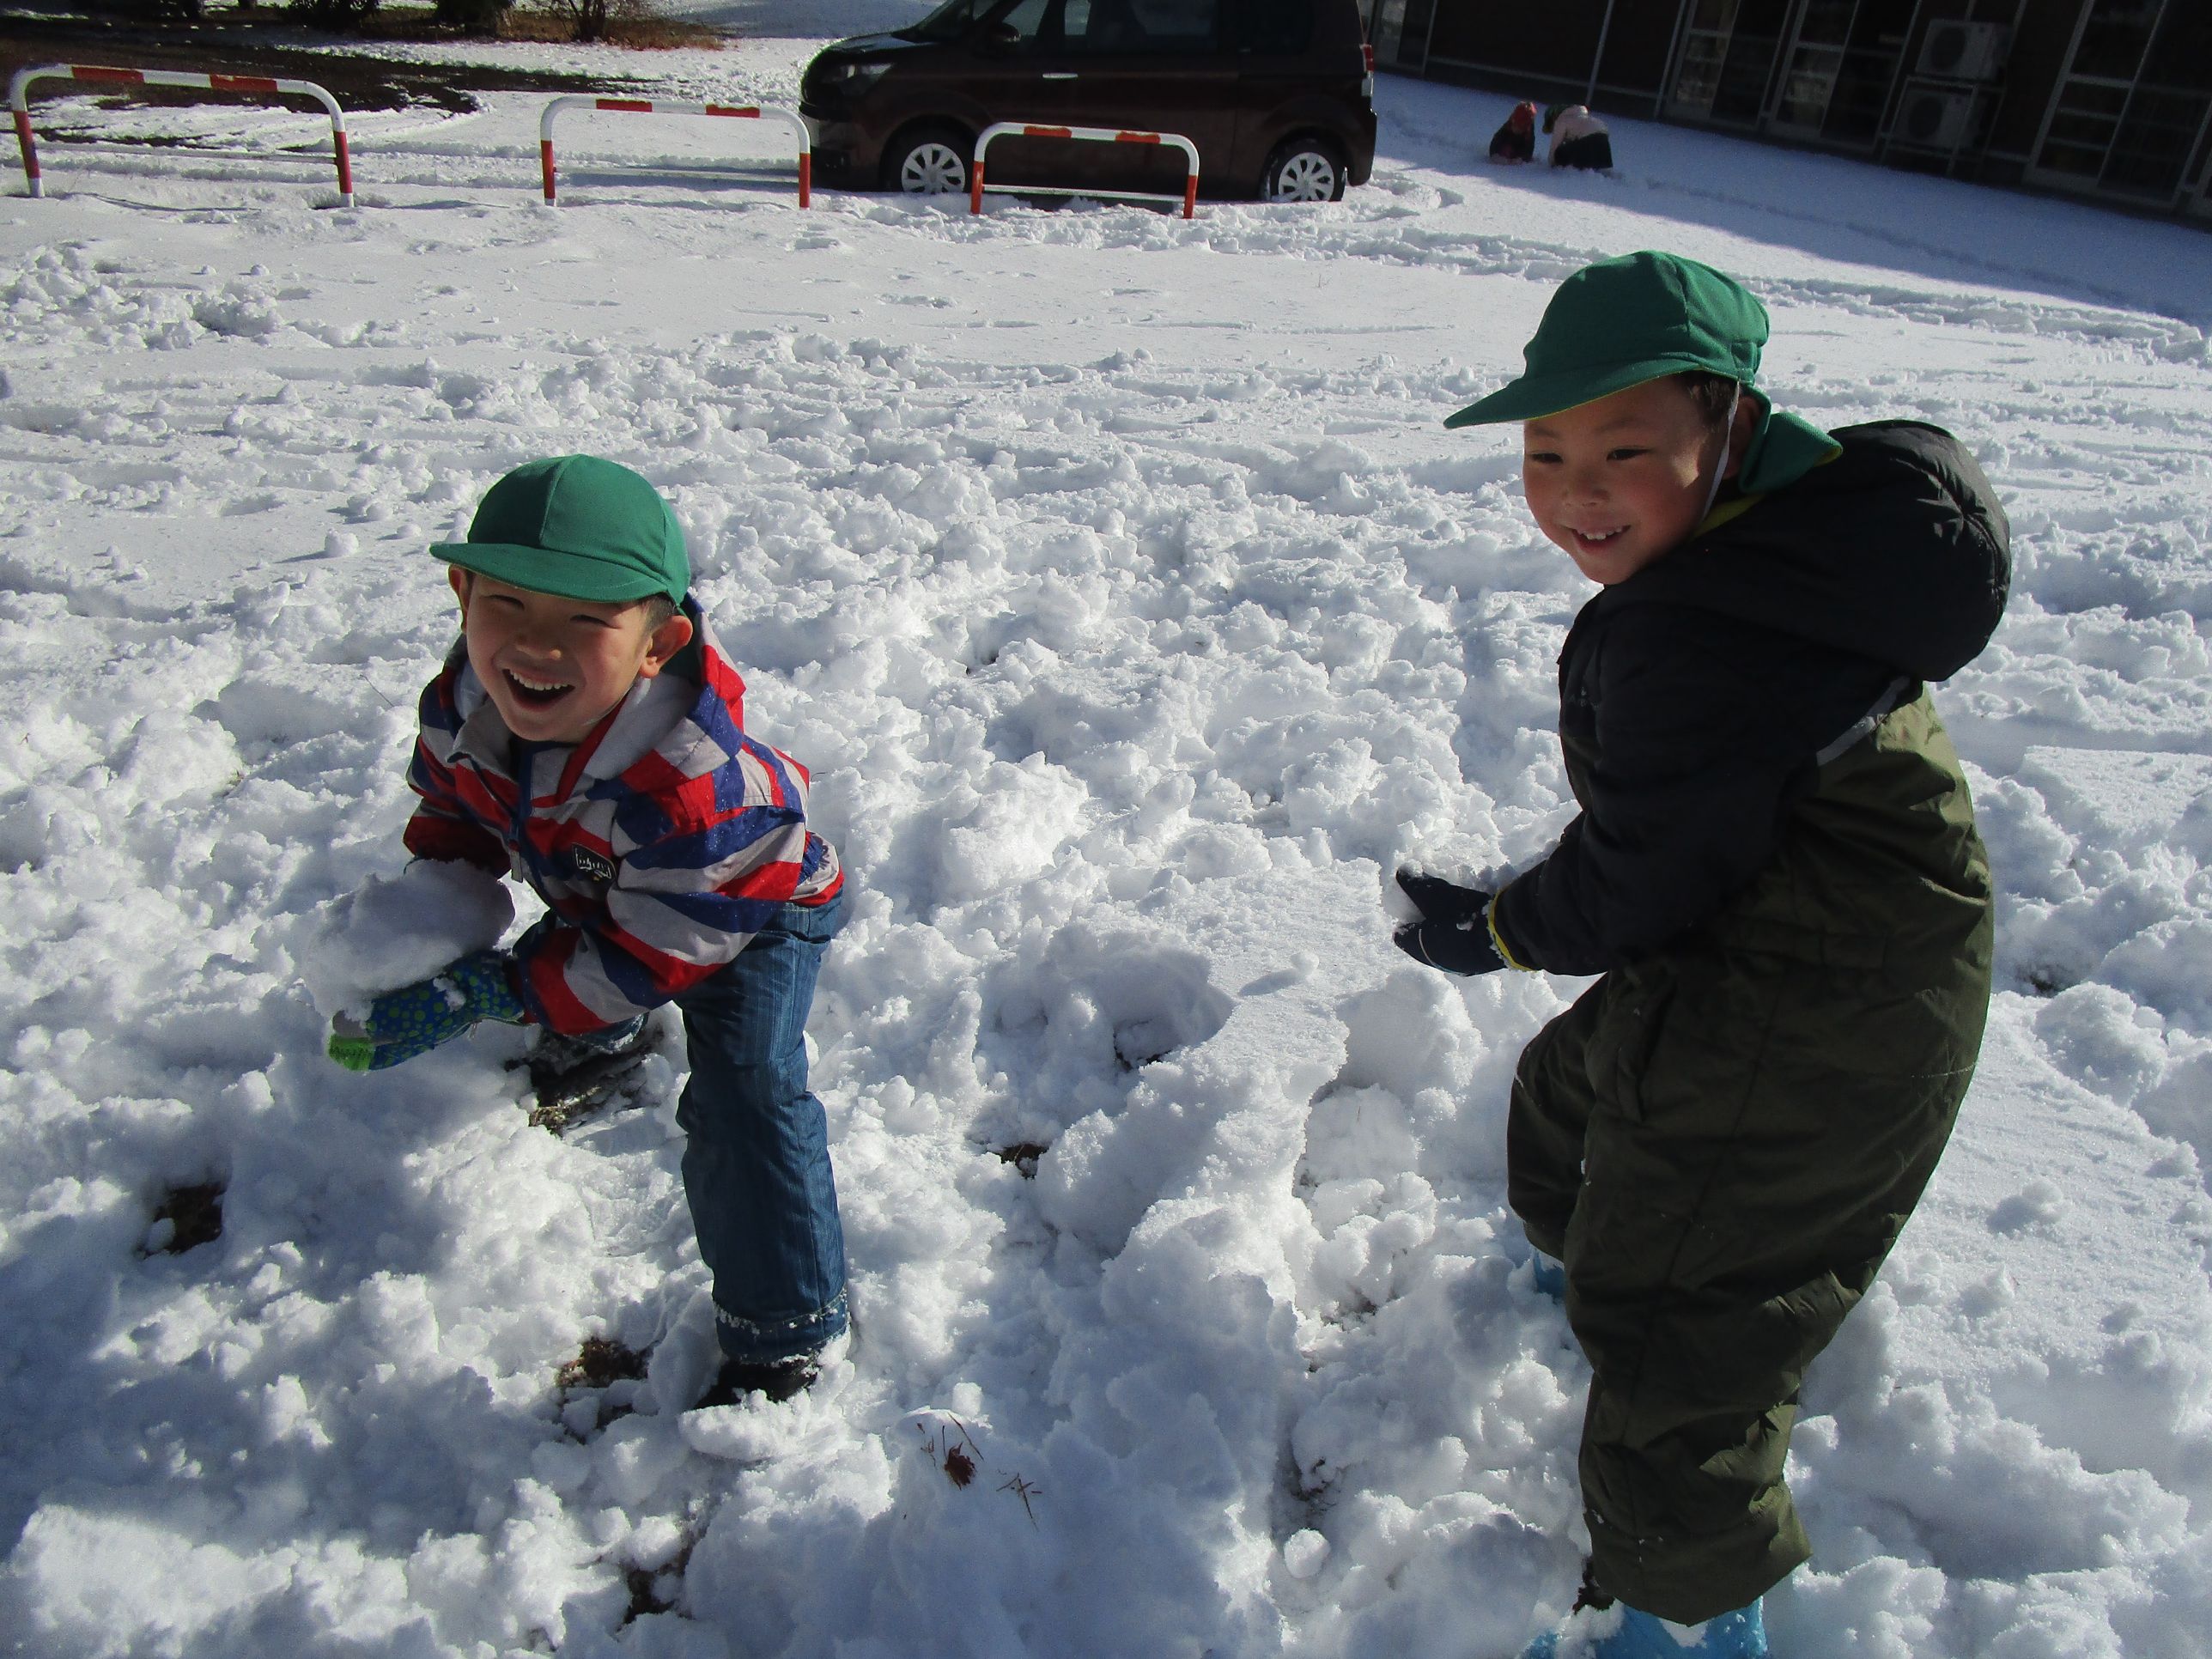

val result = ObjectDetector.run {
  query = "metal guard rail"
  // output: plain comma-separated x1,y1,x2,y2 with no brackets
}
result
9,62,354,206
969,121,1198,219
538,95,811,208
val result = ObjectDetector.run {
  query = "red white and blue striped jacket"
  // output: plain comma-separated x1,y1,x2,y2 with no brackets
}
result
404,605,842,1035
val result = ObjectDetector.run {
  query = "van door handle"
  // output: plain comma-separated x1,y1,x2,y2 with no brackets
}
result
1042,71,1079,79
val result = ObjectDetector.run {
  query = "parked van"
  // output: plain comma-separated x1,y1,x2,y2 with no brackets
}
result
799,0,1376,204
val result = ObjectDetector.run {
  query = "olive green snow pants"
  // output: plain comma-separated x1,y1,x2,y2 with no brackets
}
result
1508,942,1983,1624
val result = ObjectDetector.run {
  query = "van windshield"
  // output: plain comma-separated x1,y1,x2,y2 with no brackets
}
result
900,0,995,41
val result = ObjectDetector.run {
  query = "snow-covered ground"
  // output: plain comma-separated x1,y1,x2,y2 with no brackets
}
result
3,6,2210,1656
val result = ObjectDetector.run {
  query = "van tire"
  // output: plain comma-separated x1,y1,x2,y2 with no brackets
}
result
885,125,972,195
1261,136,1346,203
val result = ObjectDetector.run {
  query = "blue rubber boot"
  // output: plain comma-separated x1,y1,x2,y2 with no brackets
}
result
1522,1599,1767,1658
1529,1250,1566,1302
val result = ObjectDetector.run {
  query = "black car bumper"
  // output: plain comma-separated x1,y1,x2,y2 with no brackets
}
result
800,109,873,185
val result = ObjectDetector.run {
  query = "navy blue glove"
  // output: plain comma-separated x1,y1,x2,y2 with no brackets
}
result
328,951,530,1073
1394,868,1504,976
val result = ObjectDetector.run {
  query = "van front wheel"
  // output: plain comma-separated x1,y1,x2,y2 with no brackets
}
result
1261,137,1346,203
887,126,971,195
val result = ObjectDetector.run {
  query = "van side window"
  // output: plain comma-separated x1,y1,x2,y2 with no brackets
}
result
1066,0,1219,52
907,0,988,43
1130,0,1219,47
1233,0,1312,54
997,0,1055,42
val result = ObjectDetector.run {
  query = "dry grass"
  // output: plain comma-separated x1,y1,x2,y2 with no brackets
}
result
292,3,724,49
147,1181,225,1255
555,1335,649,1391
499,8,725,49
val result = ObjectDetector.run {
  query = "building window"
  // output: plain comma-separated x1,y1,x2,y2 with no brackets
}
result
1669,0,1797,124
2033,0,2212,205
1760,0,1916,143
2071,0,2160,79
1670,0,1915,142
1370,0,1436,70
1822,0,1915,143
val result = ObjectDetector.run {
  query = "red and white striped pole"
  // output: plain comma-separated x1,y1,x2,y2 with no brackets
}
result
11,100,39,198
8,63,355,206
538,95,811,208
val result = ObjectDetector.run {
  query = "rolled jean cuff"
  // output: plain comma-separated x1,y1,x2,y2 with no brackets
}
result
714,1289,849,1364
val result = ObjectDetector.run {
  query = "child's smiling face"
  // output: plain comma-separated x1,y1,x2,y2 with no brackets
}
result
449,569,693,744
1521,377,1753,586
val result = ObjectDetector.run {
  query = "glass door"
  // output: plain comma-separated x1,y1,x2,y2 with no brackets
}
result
1668,0,1800,126
1762,0,1916,143
2031,0,2212,208
1367,0,1431,70
1819,0,1915,144
1370,0,1405,64
1768,0,1854,136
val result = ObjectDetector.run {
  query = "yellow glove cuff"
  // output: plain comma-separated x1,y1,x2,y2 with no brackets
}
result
1486,895,1534,972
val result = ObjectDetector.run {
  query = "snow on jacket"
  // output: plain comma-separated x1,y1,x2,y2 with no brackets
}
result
404,602,842,1034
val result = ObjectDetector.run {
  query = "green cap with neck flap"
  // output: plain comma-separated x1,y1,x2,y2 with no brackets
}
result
1445,250,1841,495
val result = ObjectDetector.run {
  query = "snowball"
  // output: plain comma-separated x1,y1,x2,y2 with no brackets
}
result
1988,1178,2068,1235
1282,1528,1329,1579
300,860,514,1017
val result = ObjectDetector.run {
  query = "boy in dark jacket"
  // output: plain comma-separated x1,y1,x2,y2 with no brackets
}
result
1395,252,2004,1656
326,456,850,1407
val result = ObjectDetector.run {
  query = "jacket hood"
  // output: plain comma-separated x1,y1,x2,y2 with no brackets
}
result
1613,421,2010,681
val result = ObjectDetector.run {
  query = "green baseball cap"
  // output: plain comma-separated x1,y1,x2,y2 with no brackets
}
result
433,454,690,605
1446,250,1773,428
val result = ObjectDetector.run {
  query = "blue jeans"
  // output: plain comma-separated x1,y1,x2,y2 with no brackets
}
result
672,890,848,1364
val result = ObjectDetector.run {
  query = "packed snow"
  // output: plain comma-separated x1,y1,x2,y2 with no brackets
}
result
2,5,2210,1656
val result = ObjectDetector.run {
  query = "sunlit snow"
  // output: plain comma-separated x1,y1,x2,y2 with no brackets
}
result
2,5,2209,1656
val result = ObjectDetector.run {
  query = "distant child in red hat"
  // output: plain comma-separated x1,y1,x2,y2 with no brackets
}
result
1491,100,1538,163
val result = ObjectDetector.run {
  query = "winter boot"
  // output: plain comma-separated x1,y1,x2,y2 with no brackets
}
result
520,1013,656,1133
1522,1597,1767,1659
690,1330,849,1410
692,1350,821,1408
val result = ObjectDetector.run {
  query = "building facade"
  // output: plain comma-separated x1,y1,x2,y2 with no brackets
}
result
1362,0,2212,222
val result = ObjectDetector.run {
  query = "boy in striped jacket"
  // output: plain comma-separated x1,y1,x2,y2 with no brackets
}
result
327,455,849,1406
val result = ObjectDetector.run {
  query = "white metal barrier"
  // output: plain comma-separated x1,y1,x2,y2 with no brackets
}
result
969,122,1199,219
538,95,811,208
9,62,354,207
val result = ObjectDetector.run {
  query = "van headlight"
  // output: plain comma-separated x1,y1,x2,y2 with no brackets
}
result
819,58,894,98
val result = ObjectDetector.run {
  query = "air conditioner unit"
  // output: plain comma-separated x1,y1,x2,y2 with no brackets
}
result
1917,21,2009,81
1897,86,1978,149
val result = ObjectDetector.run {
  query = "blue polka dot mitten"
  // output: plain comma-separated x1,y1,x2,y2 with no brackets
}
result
327,951,530,1073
